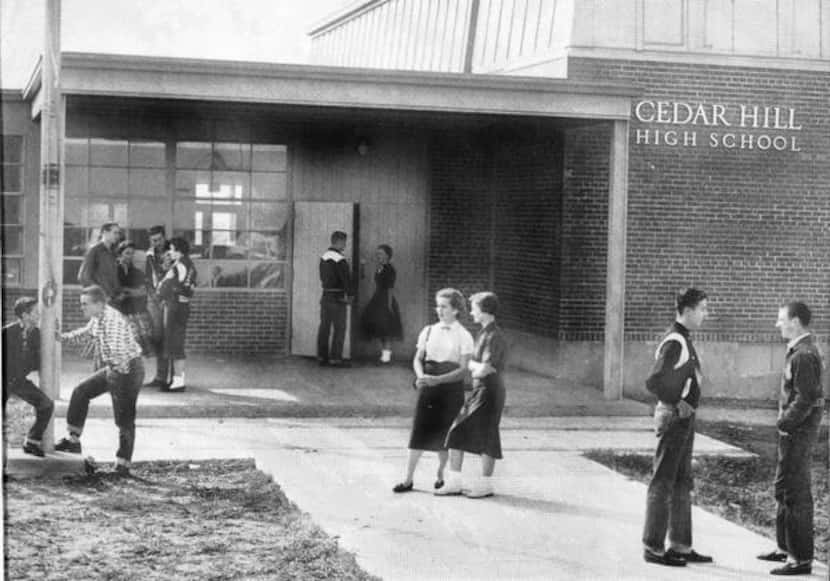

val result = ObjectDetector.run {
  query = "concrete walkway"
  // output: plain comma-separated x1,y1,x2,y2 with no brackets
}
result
12,415,823,581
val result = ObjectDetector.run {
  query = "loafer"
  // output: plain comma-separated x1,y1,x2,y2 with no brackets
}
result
643,550,686,567
144,378,168,388
434,479,445,490
770,562,812,576
393,481,413,493
22,441,45,457
55,438,82,454
666,549,713,563
757,550,789,562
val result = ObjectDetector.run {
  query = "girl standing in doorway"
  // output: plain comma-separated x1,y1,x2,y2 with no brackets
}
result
360,244,403,364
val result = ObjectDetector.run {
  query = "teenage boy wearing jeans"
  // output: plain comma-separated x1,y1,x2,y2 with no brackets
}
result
2,297,54,458
55,285,144,475
642,288,714,567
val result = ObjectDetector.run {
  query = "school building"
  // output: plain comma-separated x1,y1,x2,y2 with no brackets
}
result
3,0,829,400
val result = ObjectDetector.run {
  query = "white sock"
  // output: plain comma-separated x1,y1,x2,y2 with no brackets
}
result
380,349,391,362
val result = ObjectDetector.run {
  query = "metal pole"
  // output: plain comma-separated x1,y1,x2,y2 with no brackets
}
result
38,0,64,451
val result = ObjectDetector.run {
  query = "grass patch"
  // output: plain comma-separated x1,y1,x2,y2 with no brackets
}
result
585,420,829,563
4,458,379,581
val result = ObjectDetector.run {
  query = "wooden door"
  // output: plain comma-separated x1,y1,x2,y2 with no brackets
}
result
291,202,357,357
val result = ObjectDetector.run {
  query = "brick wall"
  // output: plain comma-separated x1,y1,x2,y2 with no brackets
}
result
3,288,288,354
566,58,830,340
492,134,563,335
428,129,565,336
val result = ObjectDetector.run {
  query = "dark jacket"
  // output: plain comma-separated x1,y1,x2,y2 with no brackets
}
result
778,334,824,433
78,241,121,300
2,323,40,384
319,248,351,299
645,322,701,408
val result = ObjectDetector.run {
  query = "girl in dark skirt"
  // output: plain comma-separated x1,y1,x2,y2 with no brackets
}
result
437,292,508,498
360,244,403,364
157,237,197,392
393,288,474,493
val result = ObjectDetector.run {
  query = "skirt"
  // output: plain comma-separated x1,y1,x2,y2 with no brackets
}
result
163,301,191,360
407,360,465,451
445,374,506,459
360,290,403,340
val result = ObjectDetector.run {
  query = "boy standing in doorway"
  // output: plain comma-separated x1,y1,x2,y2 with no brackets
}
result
317,230,352,367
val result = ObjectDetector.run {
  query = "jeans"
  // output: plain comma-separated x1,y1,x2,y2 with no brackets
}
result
643,413,695,552
2,377,54,442
147,295,169,381
317,295,347,362
775,406,822,562
66,359,144,463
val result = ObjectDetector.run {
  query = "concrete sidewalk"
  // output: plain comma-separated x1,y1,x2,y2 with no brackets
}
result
13,416,823,581
55,354,649,418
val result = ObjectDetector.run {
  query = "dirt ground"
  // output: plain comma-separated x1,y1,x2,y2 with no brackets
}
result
586,419,829,563
3,458,379,581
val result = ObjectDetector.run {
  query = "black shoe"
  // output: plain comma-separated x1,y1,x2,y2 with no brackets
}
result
55,438,82,454
317,359,329,367
770,562,812,576
666,549,713,563
393,481,414,493
644,550,686,567
434,479,445,490
22,442,45,457
144,378,168,388
329,360,352,368
758,550,789,562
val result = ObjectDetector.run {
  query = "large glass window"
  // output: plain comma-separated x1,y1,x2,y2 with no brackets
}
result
1,135,24,285
175,142,289,289
64,135,289,290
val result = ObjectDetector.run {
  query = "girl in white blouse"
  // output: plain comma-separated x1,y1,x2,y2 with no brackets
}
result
393,288,474,493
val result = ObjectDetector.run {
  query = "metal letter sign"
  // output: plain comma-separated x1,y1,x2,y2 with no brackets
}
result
42,163,60,186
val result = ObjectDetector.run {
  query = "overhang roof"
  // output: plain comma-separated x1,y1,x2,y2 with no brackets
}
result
27,52,638,121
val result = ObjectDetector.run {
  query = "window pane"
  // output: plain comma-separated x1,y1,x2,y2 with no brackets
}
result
251,262,284,289
65,138,89,166
129,141,166,168
129,198,168,230
90,139,128,166
66,166,89,198
176,142,212,169
64,199,84,227
1,165,22,192
1,136,23,164
201,260,248,288
247,231,286,260
113,203,128,225
211,231,247,259
63,258,83,284
250,202,289,230
129,168,167,197
2,195,22,225
251,172,287,200
64,227,95,256
90,167,128,195
252,145,287,171
87,202,112,225
214,142,250,171
175,170,210,197
1,226,23,254
207,172,249,201
2,258,21,285
125,229,151,251
173,200,200,229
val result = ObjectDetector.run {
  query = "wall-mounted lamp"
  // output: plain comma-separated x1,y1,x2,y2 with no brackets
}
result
356,138,370,157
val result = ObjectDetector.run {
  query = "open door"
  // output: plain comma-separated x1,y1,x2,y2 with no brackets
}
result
291,202,357,357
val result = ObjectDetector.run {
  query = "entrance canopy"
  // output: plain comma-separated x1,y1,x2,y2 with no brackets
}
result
25,52,635,121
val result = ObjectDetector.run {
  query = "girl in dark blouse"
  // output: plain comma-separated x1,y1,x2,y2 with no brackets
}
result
360,244,403,364
116,240,151,356
437,292,508,499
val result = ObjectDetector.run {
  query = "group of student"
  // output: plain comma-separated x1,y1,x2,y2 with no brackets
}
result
2,223,197,475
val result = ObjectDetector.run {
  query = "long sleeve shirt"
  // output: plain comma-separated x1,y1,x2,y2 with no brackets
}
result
646,322,702,408
2,323,40,383
62,305,141,374
778,334,825,433
78,241,121,300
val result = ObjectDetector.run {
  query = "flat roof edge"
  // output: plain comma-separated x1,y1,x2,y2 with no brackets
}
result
61,52,639,97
